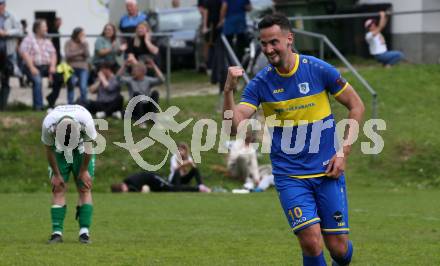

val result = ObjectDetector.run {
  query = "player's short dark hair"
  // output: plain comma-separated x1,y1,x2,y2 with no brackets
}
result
111,183,124,193
258,13,292,33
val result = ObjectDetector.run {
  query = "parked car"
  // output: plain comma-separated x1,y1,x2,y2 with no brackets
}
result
148,7,202,70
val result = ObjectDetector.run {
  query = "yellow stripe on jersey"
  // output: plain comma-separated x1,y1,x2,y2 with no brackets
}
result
275,53,300,77
239,102,258,110
261,90,331,126
291,217,321,232
289,173,327,179
333,82,349,97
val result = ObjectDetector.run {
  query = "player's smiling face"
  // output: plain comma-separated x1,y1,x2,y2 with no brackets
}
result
259,25,293,67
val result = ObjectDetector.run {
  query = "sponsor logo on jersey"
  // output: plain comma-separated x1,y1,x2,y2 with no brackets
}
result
292,217,307,227
273,88,284,94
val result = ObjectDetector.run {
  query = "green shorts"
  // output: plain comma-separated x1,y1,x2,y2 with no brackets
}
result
48,149,96,188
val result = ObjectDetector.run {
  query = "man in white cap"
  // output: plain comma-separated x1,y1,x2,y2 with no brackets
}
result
41,105,97,244
364,10,404,67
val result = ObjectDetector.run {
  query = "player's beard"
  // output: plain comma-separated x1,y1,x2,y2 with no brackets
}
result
265,43,293,69
265,50,286,68
265,51,281,67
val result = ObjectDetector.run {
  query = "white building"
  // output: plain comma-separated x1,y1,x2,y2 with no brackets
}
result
359,0,440,63
7,0,111,56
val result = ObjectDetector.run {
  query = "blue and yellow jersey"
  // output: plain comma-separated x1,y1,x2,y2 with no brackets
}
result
240,54,349,178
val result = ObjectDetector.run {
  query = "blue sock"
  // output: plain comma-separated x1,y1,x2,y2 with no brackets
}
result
303,251,327,266
332,240,353,266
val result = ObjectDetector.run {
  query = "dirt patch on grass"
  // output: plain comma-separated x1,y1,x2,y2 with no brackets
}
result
396,140,418,161
0,116,28,128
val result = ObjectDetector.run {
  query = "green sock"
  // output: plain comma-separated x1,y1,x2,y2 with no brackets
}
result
78,204,93,230
51,205,66,234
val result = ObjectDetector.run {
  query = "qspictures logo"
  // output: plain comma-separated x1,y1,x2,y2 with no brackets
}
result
55,96,386,171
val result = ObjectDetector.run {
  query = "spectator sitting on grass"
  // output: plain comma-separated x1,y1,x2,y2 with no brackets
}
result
117,56,164,126
252,165,274,192
227,130,260,190
169,142,211,193
85,63,124,119
111,171,210,193
365,10,404,67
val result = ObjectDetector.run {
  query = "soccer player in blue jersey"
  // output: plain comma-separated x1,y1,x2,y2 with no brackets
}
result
223,14,365,266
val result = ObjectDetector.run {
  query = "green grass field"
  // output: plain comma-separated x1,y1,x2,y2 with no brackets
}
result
1,64,440,265
1,189,439,265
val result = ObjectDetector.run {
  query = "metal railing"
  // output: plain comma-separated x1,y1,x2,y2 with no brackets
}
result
220,34,251,84
288,9,440,21
291,28,378,120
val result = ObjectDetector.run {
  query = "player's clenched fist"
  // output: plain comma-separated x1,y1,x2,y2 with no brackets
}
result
224,66,244,93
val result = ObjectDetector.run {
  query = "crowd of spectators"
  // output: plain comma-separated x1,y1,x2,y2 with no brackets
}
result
0,0,405,114
0,0,258,113
0,0,163,115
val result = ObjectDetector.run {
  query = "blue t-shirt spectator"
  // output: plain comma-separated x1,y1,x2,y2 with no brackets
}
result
119,12,148,34
222,0,250,35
